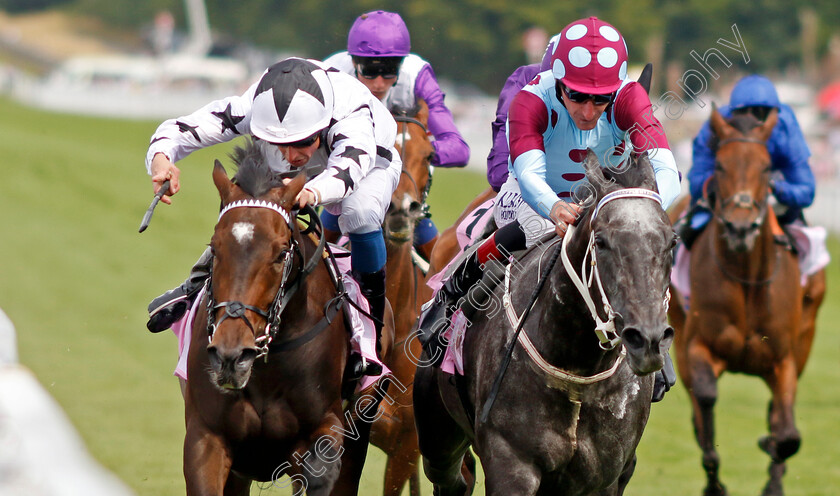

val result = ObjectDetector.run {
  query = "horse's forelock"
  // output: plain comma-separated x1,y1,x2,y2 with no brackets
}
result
230,139,285,198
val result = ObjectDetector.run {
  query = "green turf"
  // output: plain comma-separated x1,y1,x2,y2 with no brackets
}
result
1,95,838,495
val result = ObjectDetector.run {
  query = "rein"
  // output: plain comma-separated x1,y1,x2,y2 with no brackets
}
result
206,202,345,358
394,113,433,205
479,188,663,422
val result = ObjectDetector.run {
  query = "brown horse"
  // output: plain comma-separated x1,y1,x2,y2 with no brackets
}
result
668,108,825,496
370,101,435,496
183,142,385,495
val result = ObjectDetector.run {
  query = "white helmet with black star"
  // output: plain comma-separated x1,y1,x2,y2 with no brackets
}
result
251,58,334,144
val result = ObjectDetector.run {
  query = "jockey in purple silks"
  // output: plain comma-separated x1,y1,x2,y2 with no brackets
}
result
323,10,471,261
144,58,402,378
487,34,560,192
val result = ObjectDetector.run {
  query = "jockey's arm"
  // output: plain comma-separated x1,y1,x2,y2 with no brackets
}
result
769,112,816,209
507,91,564,219
145,82,257,201
612,82,681,210
414,64,470,168
306,105,378,206
487,64,541,192
689,121,716,204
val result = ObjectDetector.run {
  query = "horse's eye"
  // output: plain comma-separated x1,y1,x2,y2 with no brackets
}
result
274,249,290,264
714,161,725,173
594,235,608,250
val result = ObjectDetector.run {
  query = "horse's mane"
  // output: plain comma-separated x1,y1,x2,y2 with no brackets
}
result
391,103,421,118
709,112,762,151
229,139,289,198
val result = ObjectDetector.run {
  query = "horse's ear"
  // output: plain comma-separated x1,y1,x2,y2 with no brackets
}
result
213,160,233,203
635,152,659,191
417,99,429,126
637,63,653,95
275,172,306,210
757,107,779,141
709,102,734,140
582,149,611,197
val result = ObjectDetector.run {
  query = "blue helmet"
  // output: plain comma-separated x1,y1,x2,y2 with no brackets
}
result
730,75,781,110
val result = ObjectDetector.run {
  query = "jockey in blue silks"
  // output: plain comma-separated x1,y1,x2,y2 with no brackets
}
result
680,74,816,247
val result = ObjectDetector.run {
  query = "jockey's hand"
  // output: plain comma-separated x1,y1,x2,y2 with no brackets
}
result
149,153,180,205
282,178,320,209
550,200,582,237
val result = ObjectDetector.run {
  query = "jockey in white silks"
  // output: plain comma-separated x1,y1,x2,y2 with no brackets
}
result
144,58,401,377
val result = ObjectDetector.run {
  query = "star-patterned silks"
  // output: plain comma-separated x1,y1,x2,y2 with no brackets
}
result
256,59,324,121
176,121,201,142
337,145,367,166
149,136,168,146
333,166,355,195
331,133,349,147
212,103,244,135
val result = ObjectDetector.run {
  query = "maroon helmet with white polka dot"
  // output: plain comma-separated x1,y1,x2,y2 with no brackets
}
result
549,17,628,94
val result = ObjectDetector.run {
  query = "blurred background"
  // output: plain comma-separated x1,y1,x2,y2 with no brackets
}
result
1,1,839,495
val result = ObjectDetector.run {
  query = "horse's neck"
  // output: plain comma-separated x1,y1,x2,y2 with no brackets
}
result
523,226,616,373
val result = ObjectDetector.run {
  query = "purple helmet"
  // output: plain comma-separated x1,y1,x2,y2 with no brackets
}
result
348,10,410,57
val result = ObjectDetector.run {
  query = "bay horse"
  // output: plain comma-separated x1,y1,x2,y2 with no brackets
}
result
371,101,434,496
183,142,383,495
668,107,825,496
414,149,676,495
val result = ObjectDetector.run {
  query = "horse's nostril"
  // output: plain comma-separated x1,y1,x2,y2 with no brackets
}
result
622,328,646,351
237,348,258,368
207,345,221,368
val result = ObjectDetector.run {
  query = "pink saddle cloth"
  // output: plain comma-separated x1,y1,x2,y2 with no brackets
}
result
424,198,496,376
170,247,389,390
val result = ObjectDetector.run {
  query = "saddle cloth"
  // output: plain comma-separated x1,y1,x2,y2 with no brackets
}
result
671,223,830,309
170,250,389,390
425,198,497,376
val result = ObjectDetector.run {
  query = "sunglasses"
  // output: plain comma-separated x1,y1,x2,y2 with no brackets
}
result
286,133,320,148
355,63,399,80
563,85,614,105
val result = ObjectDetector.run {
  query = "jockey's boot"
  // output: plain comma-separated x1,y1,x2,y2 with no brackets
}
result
348,268,386,378
146,248,212,333
652,351,677,402
675,204,710,251
416,249,484,351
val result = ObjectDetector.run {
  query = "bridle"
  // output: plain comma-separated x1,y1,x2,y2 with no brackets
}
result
394,113,433,207
206,201,343,358
713,136,770,232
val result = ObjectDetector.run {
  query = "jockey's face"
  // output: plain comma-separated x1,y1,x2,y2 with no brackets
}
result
354,57,402,100
356,72,398,100
276,135,321,168
561,84,612,131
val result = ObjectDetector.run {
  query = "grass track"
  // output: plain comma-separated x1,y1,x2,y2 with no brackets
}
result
1,96,837,495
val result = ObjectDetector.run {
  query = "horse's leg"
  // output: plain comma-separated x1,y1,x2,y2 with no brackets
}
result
759,356,801,496
480,438,540,496
222,471,251,496
332,394,382,496
183,419,232,496
684,345,728,496
414,365,473,496
297,413,351,496
612,454,637,496
381,427,421,496
795,269,825,374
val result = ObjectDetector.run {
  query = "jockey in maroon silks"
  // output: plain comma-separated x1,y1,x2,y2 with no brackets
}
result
323,10,470,261
418,17,681,401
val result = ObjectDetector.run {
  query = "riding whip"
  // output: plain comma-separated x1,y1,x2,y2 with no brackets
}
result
138,179,171,233
479,241,563,424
